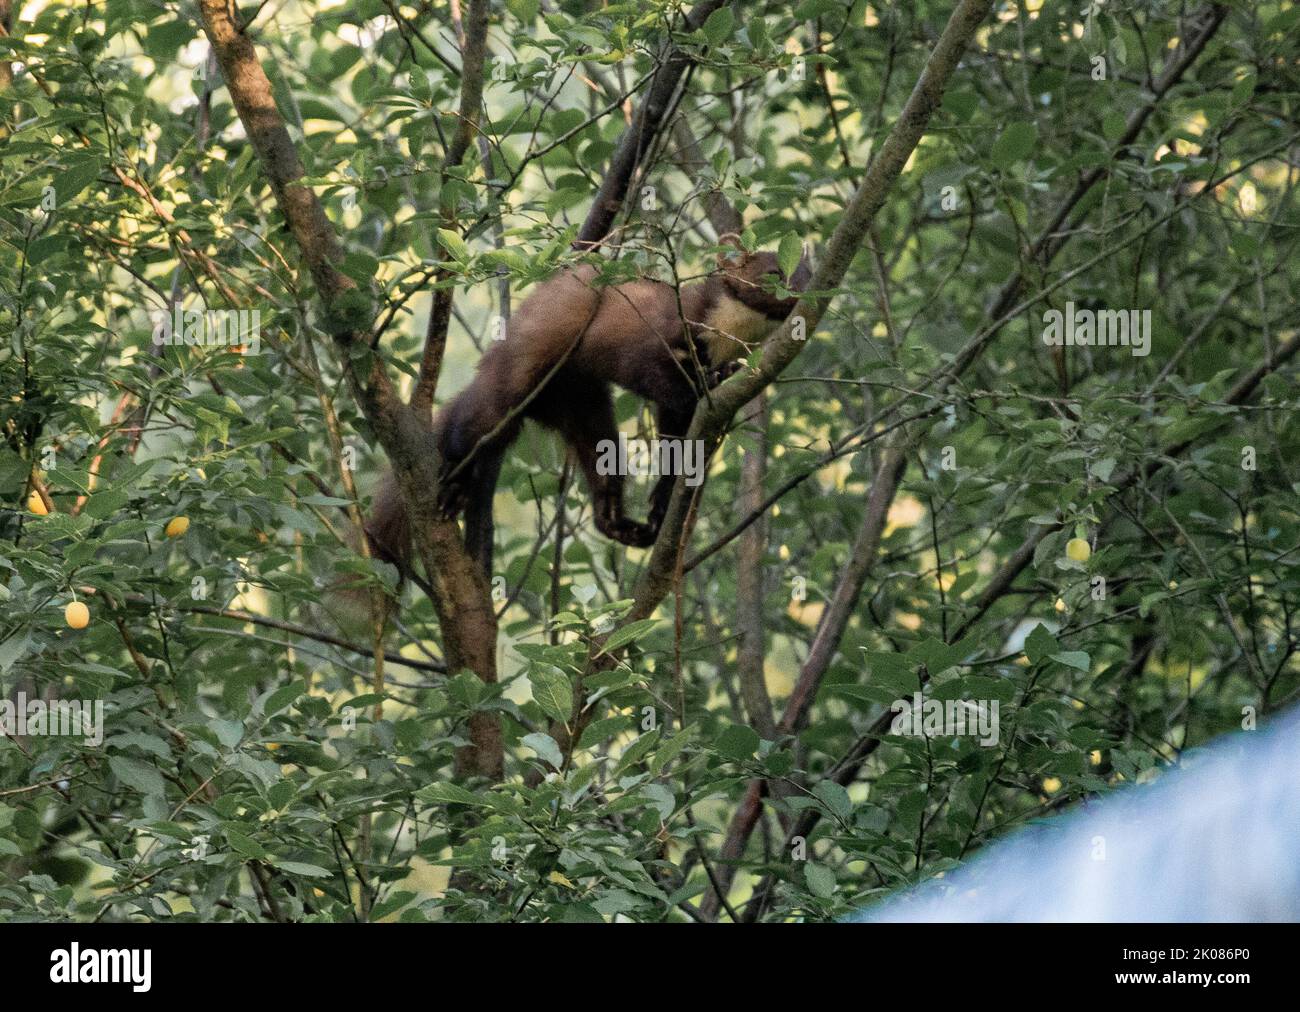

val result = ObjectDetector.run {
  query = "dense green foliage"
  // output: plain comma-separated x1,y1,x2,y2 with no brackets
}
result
1,0,1297,922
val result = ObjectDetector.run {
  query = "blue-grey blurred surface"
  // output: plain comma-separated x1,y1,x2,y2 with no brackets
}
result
859,706,1300,922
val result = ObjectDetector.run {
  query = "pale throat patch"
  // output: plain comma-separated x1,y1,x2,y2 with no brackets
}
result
701,293,778,364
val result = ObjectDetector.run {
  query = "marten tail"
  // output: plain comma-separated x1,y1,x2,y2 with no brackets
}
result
360,385,482,573
318,474,407,640
441,385,512,579
363,459,504,586
434,356,529,577
461,443,504,578
362,378,517,582
364,470,411,569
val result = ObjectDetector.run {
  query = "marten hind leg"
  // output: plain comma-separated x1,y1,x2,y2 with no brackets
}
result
646,403,697,534
461,446,504,578
539,382,657,548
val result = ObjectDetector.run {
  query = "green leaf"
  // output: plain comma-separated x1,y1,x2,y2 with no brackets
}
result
417,782,491,806
612,730,661,777
369,889,416,920
1102,111,1127,141
909,636,976,676
26,235,70,265
649,728,693,775
812,780,852,821
224,827,268,860
274,861,331,878
715,724,759,762
108,756,165,798
1051,651,1091,672
596,618,657,654
436,228,470,263
701,8,734,46
507,0,540,22
521,732,564,769
640,783,675,819
54,155,103,204
263,680,306,716
105,732,170,759
0,632,30,674
1024,624,1059,664
80,488,129,519
1089,457,1117,483
991,122,1038,168
209,718,244,749
529,665,573,725
778,232,804,279
805,862,837,898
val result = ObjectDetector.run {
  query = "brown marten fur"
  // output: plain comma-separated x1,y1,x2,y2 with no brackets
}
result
366,236,811,576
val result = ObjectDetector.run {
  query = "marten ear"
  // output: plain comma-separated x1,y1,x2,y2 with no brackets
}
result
716,232,748,268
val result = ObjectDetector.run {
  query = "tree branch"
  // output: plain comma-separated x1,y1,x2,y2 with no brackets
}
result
412,0,491,415
197,0,502,779
574,0,728,251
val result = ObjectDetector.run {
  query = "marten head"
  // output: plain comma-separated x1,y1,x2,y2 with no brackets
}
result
715,233,812,321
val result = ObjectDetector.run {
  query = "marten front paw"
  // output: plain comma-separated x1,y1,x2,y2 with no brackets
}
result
599,517,658,548
435,476,468,519
707,360,743,387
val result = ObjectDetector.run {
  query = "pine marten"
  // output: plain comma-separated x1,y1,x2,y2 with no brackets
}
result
366,235,811,576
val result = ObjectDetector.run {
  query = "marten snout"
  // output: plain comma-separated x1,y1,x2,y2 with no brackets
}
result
718,246,812,321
